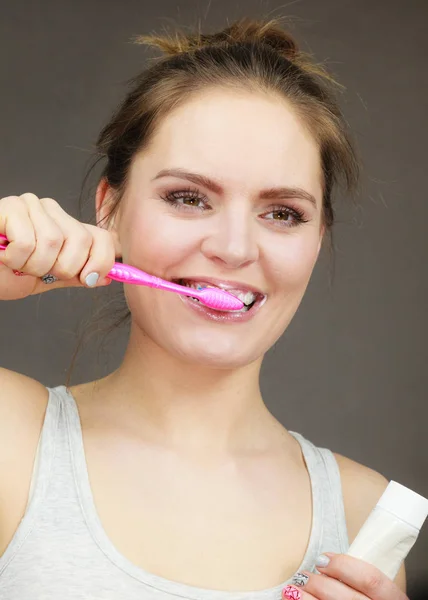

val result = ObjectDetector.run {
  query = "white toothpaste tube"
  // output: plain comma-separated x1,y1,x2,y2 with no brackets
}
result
346,480,428,579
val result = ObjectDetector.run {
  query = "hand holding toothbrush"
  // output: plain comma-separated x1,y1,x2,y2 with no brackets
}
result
0,193,243,310
0,193,120,300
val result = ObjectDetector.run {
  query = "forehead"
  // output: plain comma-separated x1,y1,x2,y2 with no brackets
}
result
137,89,323,202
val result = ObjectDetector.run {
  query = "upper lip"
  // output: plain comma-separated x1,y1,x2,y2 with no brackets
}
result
174,277,266,296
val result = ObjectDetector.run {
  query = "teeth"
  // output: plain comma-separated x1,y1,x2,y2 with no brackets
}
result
180,280,257,306
236,291,256,305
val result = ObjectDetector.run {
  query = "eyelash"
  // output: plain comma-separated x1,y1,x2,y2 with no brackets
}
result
159,187,310,228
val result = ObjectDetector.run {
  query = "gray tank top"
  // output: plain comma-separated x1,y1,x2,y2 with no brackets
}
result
0,385,350,599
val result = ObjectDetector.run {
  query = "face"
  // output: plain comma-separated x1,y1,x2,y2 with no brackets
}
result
98,89,325,369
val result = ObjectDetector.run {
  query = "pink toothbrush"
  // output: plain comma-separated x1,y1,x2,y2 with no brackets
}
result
0,233,244,311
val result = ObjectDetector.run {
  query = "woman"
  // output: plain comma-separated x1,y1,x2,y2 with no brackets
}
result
0,17,408,600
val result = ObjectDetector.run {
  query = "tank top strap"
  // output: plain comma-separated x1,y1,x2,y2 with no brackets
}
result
26,385,63,507
289,431,350,554
317,445,350,552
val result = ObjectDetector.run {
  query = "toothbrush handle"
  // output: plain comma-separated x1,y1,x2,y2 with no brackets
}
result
108,264,187,294
108,263,162,287
108,263,195,295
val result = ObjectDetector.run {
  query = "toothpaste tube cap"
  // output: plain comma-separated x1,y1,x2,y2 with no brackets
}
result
376,481,428,531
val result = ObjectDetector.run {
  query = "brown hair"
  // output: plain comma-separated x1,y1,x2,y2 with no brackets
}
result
66,16,360,386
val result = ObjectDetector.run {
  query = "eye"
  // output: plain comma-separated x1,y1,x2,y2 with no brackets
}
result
262,205,309,228
159,190,310,228
160,188,209,210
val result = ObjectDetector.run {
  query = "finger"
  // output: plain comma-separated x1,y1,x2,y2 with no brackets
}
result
282,584,317,600
20,194,65,276
0,195,37,270
288,570,367,600
314,553,407,599
30,228,115,290
79,225,117,287
37,197,94,280
41,200,119,286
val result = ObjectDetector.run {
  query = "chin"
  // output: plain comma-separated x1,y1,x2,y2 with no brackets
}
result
169,335,264,370
179,350,260,370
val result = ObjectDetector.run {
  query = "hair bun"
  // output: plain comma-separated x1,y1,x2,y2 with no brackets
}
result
134,17,299,61
211,18,299,59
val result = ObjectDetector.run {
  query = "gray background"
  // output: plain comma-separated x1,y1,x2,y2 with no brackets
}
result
1,0,427,595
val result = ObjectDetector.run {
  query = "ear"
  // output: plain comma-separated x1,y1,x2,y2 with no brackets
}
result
95,178,122,258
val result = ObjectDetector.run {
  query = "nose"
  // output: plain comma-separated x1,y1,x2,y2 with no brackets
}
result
200,206,259,269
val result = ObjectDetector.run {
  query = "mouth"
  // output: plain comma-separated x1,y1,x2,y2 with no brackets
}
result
172,278,266,313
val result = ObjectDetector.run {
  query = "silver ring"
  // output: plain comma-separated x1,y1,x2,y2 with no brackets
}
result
41,273,59,284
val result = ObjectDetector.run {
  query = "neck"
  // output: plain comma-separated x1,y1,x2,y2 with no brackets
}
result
96,323,278,455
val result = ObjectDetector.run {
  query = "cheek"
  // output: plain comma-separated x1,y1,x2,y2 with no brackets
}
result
271,234,321,291
120,208,196,272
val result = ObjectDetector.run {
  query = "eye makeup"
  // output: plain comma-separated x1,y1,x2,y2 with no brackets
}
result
159,187,311,228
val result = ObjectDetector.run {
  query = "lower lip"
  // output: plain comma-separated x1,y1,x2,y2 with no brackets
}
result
178,292,267,323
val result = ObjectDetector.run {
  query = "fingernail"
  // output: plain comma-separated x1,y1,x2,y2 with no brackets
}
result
282,585,302,599
85,272,100,287
291,572,309,587
315,554,331,568
13,270,27,276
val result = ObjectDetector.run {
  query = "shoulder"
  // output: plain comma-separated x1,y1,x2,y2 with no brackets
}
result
333,452,407,592
0,368,49,555
0,365,48,413
0,367,49,466
333,451,390,542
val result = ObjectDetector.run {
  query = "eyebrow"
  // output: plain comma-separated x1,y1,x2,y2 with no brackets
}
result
152,168,318,208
